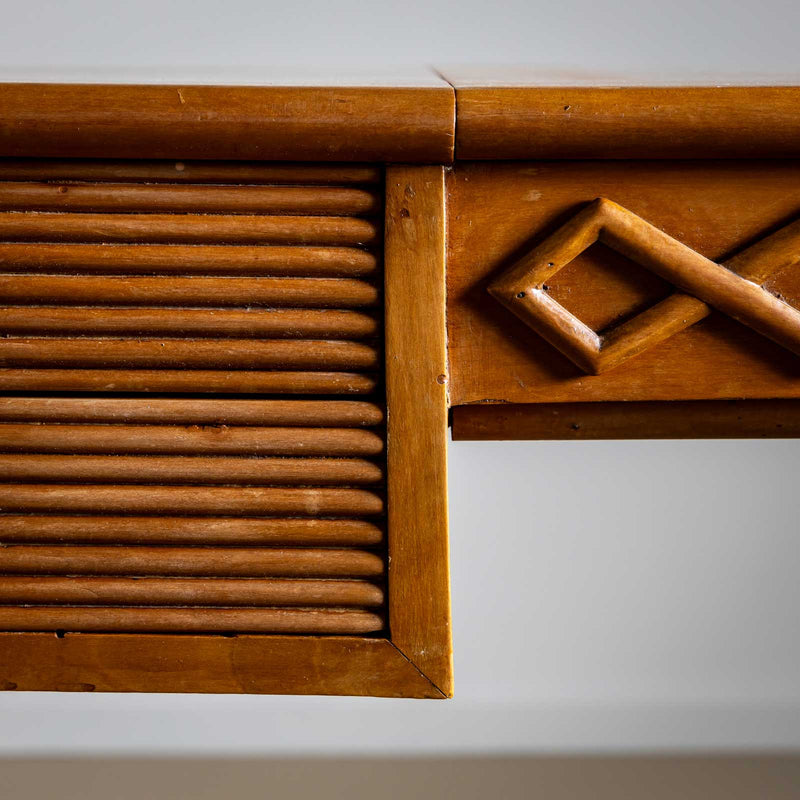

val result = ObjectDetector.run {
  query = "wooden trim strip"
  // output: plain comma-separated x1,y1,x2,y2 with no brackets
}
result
0,307,380,339
0,545,384,577
0,183,380,216
0,576,384,607
0,275,379,308
0,398,384,426
0,606,384,634
0,160,383,185
384,166,452,696
0,485,384,516
452,400,800,440
0,243,379,277
0,369,379,394
453,86,800,159
0,338,380,371
0,424,384,456
0,635,443,696
0,454,384,486
0,516,384,546
0,84,455,163
0,213,379,245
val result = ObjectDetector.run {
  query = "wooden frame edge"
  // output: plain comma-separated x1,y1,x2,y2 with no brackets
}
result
0,633,443,698
385,165,453,697
0,84,455,163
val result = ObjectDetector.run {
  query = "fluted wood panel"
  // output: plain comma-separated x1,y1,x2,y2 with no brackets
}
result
0,160,386,636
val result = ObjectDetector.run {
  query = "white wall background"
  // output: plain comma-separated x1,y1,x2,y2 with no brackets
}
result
0,0,799,756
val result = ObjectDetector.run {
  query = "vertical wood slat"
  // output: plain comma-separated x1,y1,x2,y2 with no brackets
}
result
385,166,452,695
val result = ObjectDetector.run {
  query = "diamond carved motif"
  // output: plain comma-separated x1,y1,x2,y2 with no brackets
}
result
488,198,800,374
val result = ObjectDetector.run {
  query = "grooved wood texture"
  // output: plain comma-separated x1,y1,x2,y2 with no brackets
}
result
0,161,386,638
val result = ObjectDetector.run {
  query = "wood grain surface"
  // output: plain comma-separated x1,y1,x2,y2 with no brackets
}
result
385,166,452,696
453,400,800,440
0,84,455,163
450,85,800,159
447,160,800,405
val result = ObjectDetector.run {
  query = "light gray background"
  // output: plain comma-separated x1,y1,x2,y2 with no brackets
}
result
0,0,799,757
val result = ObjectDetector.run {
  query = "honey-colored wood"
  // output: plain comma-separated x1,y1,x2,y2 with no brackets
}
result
0,369,377,394
0,635,443,697
0,397,384,426
385,166,452,697
0,159,382,185
0,213,378,245
0,546,383,577
0,338,379,370
452,400,800,440
0,243,379,277
0,84,455,163
447,160,800,405
0,485,384,516
0,516,383,546
0,454,383,486
0,576,384,607
0,182,380,216
0,275,379,307
450,85,800,159
488,199,800,374
0,307,380,339
0,424,384,456
0,607,384,635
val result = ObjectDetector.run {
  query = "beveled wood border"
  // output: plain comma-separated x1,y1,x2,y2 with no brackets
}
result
384,166,453,697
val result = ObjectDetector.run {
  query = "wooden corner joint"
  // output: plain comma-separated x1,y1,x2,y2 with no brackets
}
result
488,197,800,374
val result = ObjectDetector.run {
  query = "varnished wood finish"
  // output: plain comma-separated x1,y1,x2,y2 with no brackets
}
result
0,159,382,185
0,182,381,216
453,400,800,440
0,516,384,546
0,424,384,456
488,198,800,374
0,369,377,394
447,161,800,405
0,84,455,163
0,275,379,307
0,485,384,516
0,243,378,277
0,546,383,577
0,576,384,607
385,166,452,696
0,397,384,426
0,338,379,370
0,607,384,635
0,454,383,486
0,635,443,697
0,212,379,245
451,85,800,160
0,307,379,339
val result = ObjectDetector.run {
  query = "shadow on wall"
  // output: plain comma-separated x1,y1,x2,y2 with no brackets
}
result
0,755,799,800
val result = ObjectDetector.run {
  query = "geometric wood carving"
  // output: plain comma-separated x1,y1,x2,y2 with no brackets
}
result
488,198,800,374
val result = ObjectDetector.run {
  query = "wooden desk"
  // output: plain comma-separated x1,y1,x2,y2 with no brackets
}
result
0,71,798,697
